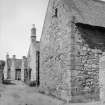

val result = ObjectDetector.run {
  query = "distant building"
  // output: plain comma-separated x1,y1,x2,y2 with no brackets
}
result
3,25,40,86
27,24,40,85
3,54,27,80
0,60,5,83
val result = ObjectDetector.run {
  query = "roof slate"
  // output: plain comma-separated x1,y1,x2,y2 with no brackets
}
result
63,0,105,27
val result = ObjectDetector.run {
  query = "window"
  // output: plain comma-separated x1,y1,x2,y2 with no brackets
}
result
53,8,58,18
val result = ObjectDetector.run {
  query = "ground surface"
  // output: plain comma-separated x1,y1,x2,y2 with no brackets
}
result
0,81,105,105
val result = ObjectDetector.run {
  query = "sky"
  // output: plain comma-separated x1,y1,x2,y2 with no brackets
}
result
0,0,49,60
0,0,105,60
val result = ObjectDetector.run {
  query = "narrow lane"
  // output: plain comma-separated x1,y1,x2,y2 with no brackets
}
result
0,81,104,105
0,81,62,105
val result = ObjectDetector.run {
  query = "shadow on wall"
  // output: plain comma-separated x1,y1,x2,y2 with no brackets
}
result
76,23,105,51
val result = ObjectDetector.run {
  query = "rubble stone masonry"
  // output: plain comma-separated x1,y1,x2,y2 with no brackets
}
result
40,0,72,101
40,0,105,103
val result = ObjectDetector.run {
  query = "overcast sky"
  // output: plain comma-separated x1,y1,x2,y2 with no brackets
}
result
0,0,49,60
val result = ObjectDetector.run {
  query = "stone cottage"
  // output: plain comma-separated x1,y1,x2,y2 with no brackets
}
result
3,25,40,85
26,24,40,85
3,54,27,80
40,0,105,103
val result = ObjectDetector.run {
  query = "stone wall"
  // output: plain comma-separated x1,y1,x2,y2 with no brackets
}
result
27,40,40,82
99,53,105,102
40,0,105,102
70,22,101,102
40,0,73,100
27,44,37,81
10,58,16,80
21,57,27,81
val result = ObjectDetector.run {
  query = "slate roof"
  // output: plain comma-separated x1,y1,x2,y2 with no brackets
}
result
62,0,105,27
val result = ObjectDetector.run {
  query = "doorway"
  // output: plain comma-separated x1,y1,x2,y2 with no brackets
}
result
15,69,21,80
